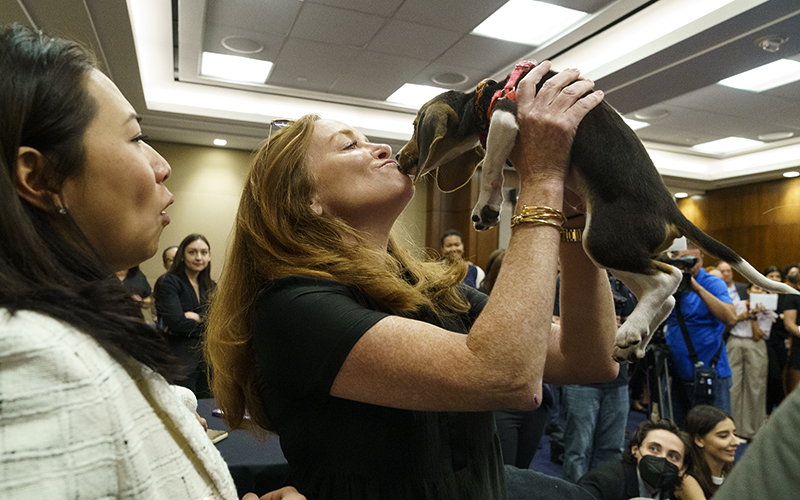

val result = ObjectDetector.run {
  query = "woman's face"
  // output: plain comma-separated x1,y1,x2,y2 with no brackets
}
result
766,271,782,282
442,235,465,262
696,417,739,466
306,119,414,233
61,70,172,272
184,238,210,274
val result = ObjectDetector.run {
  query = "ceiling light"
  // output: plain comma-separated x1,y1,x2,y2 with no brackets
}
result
472,0,587,46
201,52,272,84
674,192,689,198
221,36,264,55
718,59,800,92
386,84,448,108
692,137,764,154
633,108,670,120
783,171,800,178
432,72,469,86
623,118,650,131
213,138,227,146
551,0,739,79
758,131,795,141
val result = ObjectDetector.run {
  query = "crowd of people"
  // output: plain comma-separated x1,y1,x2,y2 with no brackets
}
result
2,23,800,500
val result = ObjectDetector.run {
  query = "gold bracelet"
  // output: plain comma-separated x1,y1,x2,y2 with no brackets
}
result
510,205,566,229
561,228,583,243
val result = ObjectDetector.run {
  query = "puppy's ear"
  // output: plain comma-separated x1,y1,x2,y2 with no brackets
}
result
416,102,458,175
436,148,484,192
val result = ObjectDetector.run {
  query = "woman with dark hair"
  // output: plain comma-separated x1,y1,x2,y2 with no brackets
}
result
205,61,618,499
0,24,231,499
155,233,214,397
676,405,739,499
440,229,485,288
0,24,302,500
764,265,800,411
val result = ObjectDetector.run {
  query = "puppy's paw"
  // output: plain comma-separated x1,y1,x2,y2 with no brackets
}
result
614,323,643,349
471,205,500,231
613,344,647,363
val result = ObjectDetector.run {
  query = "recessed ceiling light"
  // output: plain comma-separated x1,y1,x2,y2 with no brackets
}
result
213,138,227,146
386,84,447,108
633,108,670,120
201,52,272,84
432,72,469,86
757,131,795,141
783,171,800,178
221,36,264,55
623,118,650,131
718,59,800,92
692,137,764,154
674,192,688,198
472,0,587,46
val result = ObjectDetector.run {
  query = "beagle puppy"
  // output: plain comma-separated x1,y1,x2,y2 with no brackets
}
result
396,61,796,362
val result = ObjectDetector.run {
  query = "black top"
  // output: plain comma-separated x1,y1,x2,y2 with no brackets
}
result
154,272,213,337
771,293,800,340
578,460,640,500
578,460,679,500
121,268,151,299
251,276,506,500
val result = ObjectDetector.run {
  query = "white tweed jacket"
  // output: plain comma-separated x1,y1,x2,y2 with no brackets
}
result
0,309,238,500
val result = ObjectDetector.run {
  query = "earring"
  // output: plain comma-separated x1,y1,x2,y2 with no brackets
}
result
56,193,68,215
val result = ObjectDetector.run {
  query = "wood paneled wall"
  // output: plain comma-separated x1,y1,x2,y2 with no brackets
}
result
677,177,800,277
424,170,499,269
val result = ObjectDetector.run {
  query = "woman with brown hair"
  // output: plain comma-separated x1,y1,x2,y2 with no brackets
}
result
205,62,618,499
676,405,739,499
156,233,214,396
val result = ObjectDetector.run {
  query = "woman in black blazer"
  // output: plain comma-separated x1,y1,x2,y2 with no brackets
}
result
156,233,214,397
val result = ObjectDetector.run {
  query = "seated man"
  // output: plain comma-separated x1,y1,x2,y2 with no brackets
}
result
577,419,690,500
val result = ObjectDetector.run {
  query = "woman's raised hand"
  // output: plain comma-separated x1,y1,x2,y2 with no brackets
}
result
509,61,603,185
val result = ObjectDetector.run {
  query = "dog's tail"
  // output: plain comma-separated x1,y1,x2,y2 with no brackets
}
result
674,212,798,295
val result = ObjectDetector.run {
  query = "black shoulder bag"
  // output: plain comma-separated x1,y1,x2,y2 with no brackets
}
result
675,298,723,406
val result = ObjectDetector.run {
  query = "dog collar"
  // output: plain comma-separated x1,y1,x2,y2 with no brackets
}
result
476,61,535,148
488,60,536,119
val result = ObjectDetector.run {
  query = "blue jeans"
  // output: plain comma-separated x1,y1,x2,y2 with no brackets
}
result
663,374,732,428
561,384,628,483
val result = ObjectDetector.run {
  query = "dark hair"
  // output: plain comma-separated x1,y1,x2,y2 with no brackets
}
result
440,229,463,246
480,249,506,295
170,233,213,290
162,245,178,265
623,418,690,467
685,405,734,497
781,264,800,285
764,265,780,277
0,25,175,378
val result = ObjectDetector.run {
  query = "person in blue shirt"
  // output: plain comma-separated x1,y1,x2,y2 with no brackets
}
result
664,247,737,428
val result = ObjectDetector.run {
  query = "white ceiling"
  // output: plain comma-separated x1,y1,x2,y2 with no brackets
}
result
4,0,800,193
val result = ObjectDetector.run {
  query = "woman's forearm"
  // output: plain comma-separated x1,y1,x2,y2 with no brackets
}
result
549,238,619,384
465,180,564,406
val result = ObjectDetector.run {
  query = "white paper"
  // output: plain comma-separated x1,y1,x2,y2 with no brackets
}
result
750,293,778,310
